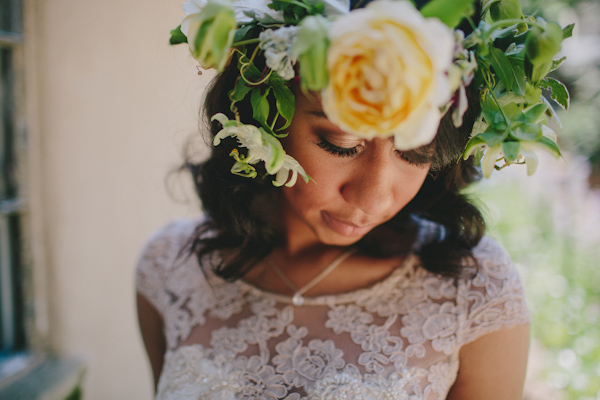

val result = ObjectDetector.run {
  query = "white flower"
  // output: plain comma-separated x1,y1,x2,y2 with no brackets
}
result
322,0,455,150
228,0,284,23
211,113,310,187
447,32,478,127
181,0,284,36
464,124,561,178
259,26,300,80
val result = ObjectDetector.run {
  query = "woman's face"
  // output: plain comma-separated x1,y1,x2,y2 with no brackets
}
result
280,92,431,249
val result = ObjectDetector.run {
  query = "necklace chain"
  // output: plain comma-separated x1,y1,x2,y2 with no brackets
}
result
266,248,357,306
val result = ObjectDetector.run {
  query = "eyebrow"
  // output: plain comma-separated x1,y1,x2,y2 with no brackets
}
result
306,110,328,119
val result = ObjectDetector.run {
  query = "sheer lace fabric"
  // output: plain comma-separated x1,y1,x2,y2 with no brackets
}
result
136,218,529,400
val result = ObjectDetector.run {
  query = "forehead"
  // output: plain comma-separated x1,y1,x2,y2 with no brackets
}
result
292,88,437,165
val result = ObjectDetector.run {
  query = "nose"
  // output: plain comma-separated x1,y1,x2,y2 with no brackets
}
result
340,145,395,215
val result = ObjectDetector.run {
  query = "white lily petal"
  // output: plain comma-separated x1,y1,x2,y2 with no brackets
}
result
481,144,503,179
183,0,206,15
285,169,299,187
452,84,468,127
273,168,289,187
211,112,230,126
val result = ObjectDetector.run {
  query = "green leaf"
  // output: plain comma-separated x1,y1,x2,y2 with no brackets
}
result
481,0,499,14
502,102,526,124
487,0,522,21
463,135,487,159
251,88,271,130
537,135,561,158
562,23,574,39
420,0,476,28
550,56,566,73
170,25,188,45
489,47,514,91
511,122,543,141
481,94,500,125
228,76,253,113
540,77,570,111
482,125,509,147
502,141,520,162
233,24,255,43
270,79,295,130
523,103,548,124
525,83,542,104
507,55,526,95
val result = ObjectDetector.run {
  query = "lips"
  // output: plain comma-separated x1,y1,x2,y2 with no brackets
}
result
321,211,376,238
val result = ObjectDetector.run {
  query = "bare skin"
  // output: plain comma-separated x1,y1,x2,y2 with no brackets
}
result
137,93,530,396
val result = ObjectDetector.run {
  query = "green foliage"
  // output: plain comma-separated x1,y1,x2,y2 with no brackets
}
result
169,25,187,45
486,0,523,21
539,77,570,110
64,384,83,400
269,0,323,24
420,0,477,28
462,6,570,175
292,15,330,91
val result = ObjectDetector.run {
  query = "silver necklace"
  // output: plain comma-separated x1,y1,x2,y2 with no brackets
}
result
266,248,357,306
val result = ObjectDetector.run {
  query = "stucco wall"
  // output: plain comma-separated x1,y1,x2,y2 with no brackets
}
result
25,0,209,398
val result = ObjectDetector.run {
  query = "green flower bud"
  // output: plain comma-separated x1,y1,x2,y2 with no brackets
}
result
525,20,563,83
186,1,236,72
292,15,330,91
489,0,522,22
525,21,563,64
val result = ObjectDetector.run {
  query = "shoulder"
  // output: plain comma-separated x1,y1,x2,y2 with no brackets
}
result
135,217,205,311
466,235,524,294
457,235,530,345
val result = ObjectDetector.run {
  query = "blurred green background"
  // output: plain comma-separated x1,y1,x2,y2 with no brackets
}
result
470,0,600,398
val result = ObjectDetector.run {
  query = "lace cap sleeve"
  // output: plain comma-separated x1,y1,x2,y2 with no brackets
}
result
457,236,530,346
135,218,200,315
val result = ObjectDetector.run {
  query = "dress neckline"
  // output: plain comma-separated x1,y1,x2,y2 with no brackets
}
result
233,253,418,306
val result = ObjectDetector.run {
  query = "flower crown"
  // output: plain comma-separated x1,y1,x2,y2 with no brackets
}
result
171,0,572,186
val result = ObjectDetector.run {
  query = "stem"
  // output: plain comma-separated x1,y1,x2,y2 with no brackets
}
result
466,15,477,31
232,38,260,47
478,59,511,128
270,111,280,131
238,45,275,86
484,18,547,41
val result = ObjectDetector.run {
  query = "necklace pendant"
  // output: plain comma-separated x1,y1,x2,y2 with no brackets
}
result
292,292,304,306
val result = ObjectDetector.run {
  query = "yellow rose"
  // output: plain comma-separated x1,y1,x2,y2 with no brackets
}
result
322,0,455,150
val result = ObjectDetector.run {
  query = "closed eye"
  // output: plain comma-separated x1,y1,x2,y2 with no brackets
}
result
316,138,361,158
395,150,432,168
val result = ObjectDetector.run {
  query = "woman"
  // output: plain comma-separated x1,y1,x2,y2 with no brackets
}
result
137,0,568,398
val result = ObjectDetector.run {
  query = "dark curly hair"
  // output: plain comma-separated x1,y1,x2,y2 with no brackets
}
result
184,0,486,280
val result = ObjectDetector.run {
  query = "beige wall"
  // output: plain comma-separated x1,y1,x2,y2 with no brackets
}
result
25,0,210,398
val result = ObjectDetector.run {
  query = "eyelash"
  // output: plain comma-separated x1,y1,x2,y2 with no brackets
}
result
316,138,360,157
317,137,418,165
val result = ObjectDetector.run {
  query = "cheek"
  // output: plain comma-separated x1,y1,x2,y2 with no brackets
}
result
391,169,429,209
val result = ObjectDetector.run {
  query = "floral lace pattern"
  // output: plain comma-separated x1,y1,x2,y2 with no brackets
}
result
137,218,529,400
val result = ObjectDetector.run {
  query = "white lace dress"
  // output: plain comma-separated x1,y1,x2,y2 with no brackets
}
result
136,218,529,400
